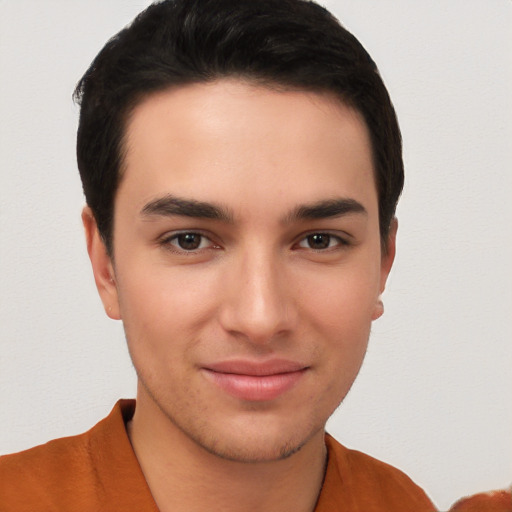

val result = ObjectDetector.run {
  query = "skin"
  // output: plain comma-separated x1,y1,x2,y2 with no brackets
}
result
83,79,396,512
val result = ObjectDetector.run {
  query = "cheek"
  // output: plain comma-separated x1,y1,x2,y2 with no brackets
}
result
114,262,222,365
117,261,219,321
296,262,378,395
299,264,381,331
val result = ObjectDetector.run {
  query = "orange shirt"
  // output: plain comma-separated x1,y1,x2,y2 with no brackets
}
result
0,400,435,512
448,490,512,512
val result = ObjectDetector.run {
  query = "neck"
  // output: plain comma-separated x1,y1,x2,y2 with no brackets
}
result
127,393,327,512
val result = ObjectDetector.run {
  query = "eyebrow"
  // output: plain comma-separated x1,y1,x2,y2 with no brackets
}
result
141,194,366,224
141,194,233,222
285,198,367,222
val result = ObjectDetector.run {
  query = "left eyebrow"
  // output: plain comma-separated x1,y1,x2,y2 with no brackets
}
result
284,198,367,223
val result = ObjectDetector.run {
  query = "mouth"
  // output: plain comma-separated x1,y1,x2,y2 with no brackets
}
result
201,359,309,402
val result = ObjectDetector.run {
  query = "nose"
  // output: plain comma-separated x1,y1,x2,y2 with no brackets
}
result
218,248,298,345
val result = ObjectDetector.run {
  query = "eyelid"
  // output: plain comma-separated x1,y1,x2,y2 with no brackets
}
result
158,229,220,253
294,230,352,249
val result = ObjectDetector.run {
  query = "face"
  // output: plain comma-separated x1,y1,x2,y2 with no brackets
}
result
84,80,396,463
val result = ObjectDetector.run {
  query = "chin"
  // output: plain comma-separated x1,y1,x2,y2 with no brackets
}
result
186,415,325,464
196,432,310,463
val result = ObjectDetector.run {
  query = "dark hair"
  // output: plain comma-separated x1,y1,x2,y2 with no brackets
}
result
74,0,403,255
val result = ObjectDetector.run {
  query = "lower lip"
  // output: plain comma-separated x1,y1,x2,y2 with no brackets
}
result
202,369,307,401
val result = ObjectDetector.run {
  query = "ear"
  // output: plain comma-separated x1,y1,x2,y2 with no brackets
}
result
82,206,121,320
372,217,398,320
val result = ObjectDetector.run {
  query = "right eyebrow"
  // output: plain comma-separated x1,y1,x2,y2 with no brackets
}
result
140,194,233,222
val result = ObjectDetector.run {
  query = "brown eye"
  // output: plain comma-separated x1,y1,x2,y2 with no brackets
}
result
306,234,331,249
176,233,202,250
166,232,210,251
297,233,347,251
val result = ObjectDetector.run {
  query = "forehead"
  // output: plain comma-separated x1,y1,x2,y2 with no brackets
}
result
120,80,377,217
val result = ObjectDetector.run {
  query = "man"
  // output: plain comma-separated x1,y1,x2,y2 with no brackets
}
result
0,0,436,510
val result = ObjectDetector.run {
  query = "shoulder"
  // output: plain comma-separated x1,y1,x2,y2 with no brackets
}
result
0,428,96,510
0,400,153,512
327,434,423,488
318,434,436,511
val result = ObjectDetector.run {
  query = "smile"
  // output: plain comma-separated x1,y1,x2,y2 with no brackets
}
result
201,360,308,401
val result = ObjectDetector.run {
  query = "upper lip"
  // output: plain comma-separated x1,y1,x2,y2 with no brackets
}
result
203,359,308,376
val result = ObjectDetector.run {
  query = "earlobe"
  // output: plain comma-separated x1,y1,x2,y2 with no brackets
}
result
372,298,384,321
81,206,121,320
372,218,398,321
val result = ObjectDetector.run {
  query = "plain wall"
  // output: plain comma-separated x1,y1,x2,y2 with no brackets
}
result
0,1,511,509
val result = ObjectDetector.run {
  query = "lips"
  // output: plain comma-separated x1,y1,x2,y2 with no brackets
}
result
201,360,308,401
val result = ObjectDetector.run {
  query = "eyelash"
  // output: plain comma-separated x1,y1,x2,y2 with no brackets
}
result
296,232,350,251
159,231,218,254
158,231,350,254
